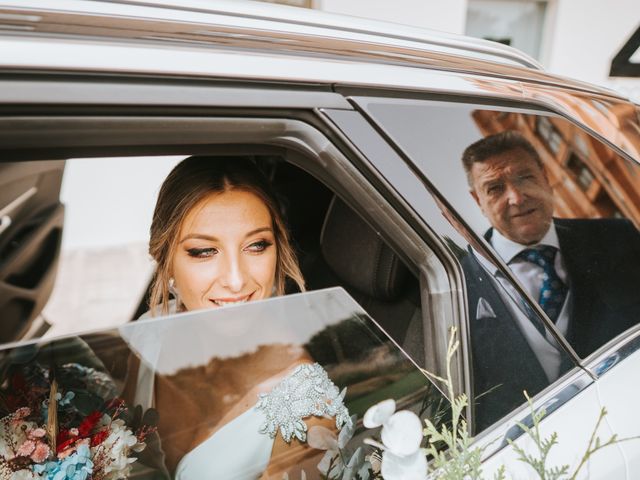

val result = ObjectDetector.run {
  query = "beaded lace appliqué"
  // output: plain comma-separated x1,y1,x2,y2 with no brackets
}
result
255,363,351,443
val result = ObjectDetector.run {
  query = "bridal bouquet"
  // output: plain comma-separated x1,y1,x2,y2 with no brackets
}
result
0,361,154,480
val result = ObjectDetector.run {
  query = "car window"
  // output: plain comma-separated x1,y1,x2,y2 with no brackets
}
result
0,115,472,439
0,287,447,479
345,97,640,430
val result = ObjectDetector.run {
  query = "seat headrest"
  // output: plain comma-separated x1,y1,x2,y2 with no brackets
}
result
320,197,409,301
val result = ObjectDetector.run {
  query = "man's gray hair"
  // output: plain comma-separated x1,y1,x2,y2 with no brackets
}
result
461,130,543,187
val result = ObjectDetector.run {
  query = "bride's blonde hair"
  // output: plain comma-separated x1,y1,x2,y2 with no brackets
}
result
148,156,305,315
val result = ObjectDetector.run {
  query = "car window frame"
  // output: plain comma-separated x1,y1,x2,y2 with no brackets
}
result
0,85,461,419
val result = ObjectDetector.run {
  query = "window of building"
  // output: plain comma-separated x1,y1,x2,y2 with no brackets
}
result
465,0,548,61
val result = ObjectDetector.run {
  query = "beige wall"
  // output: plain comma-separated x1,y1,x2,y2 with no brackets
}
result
317,0,468,34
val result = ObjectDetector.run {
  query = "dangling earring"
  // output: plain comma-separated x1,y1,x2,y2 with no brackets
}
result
168,277,178,297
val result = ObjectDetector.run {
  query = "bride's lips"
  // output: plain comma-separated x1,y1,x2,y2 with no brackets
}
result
209,293,253,307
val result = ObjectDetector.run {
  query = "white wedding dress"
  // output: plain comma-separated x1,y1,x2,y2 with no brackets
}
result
158,363,350,480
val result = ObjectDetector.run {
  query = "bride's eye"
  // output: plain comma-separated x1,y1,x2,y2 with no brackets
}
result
246,240,273,253
186,247,217,258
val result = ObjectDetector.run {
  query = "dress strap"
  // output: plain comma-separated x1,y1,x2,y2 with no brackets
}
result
255,363,351,443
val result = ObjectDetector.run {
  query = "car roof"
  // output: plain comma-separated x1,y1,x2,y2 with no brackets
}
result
0,0,624,99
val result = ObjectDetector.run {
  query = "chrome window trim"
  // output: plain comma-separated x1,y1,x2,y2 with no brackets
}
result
474,366,594,461
584,323,640,378
0,78,351,109
0,0,543,70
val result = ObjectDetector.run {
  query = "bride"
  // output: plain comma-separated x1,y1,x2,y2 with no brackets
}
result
126,156,351,479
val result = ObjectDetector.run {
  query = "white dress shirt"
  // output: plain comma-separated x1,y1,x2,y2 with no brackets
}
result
474,223,571,382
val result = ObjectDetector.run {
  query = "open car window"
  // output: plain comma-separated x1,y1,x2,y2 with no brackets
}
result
0,287,449,479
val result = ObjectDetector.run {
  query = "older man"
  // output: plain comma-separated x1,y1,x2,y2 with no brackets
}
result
461,130,640,430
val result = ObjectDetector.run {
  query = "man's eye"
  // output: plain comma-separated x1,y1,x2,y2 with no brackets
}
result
487,184,504,195
187,247,217,258
246,240,273,253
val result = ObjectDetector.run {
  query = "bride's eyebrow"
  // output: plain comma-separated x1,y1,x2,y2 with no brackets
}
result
179,227,273,244
179,234,219,243
244,227,273,238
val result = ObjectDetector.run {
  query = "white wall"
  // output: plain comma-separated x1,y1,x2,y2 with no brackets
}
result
60,156,183,249
544,0,640,101
317,0,468,34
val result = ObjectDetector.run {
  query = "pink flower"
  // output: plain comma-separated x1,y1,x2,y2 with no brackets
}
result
16,439,36,457
14,407,30,419
30,428,46,439
30,441,50,462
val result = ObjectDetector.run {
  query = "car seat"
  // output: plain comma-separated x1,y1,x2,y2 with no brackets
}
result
303,195,425,367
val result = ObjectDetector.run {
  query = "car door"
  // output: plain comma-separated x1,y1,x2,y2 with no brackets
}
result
0,160,64,343
321,96,634,477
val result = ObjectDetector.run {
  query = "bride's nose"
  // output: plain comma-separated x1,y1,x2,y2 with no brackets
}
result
220,253,247,292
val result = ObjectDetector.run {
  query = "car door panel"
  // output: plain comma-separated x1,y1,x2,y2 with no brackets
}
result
593,339,640,476
482,382,627,479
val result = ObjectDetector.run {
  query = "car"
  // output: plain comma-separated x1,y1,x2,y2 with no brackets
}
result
0,0,639,478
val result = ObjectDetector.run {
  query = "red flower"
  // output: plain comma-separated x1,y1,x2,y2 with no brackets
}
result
91,430,108,447
56,437,77,454
78,411,102,437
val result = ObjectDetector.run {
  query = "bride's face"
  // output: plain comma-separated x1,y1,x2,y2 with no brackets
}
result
171,189,277,310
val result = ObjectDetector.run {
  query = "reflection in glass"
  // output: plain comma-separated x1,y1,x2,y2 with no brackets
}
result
353,97,640,435
0,288,448,479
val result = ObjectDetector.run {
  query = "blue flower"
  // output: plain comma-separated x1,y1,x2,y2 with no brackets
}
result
32,444,94,480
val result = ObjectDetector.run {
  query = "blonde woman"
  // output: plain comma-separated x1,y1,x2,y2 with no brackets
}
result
126,157,350,479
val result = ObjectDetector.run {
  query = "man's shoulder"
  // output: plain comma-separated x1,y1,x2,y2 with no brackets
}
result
554,217,636,236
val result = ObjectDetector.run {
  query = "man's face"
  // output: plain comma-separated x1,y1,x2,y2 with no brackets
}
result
470,148,554,245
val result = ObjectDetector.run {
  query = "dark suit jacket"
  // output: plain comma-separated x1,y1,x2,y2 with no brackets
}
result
462,217,640,432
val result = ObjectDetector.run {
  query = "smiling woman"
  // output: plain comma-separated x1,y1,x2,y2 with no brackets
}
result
146,156,306,316
126,156,355,478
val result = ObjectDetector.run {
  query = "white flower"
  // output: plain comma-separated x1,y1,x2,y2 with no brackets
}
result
93,417,143,480
363,400,427,480
363,399,396,428
381,411,423,457
381,449,428,480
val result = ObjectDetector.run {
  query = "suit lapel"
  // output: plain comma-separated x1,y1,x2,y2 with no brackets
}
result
465,249,548,383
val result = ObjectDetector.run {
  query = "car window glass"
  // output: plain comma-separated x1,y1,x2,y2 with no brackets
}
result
0,287,448,479
346,97,640,431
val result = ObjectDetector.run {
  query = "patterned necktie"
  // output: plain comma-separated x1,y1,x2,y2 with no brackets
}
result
516,246,568,323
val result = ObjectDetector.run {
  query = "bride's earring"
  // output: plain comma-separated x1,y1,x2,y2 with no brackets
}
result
168,277,179,297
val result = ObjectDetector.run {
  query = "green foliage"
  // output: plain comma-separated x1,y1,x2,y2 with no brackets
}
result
418,327,637,480
510,398,640,480
421,327,492,480
508,393,570,480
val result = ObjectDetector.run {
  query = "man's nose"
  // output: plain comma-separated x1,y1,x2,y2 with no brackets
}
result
505,184,525,205
221,254,246,292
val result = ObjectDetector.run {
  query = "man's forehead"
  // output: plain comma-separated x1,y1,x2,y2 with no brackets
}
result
471,148,541,182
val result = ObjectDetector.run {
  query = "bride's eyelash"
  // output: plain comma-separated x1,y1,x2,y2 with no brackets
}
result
186,247,217,258
247,240,273,253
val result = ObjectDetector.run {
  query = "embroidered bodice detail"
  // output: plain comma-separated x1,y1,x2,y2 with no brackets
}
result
255,363,351,443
